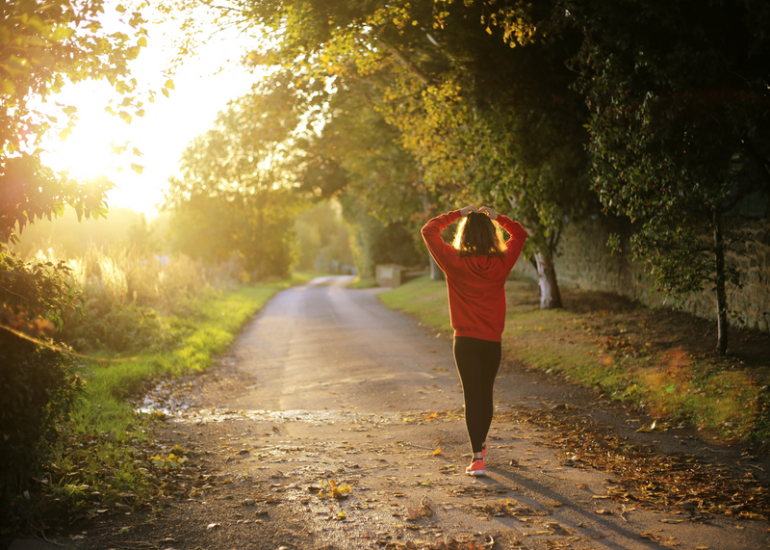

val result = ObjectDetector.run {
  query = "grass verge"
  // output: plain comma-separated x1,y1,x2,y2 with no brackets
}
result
41,275,310,518
347,276,379,289
380,275,769,445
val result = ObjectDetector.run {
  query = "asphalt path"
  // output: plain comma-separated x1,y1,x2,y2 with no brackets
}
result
222,275,464,413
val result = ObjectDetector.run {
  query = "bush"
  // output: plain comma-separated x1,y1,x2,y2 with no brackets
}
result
0,248,83,525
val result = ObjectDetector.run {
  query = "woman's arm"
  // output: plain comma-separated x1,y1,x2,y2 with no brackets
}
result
421,206,477,272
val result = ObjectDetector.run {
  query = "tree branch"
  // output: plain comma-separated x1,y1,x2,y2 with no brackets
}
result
375,36,434,87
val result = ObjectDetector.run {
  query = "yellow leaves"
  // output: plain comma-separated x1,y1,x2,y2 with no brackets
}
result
426,447,442,457
164,78,175,90
317,479,352,499
1,79,16,95
149,452,187,470
130,163,144,174
137,36,147,48
118,110,132,124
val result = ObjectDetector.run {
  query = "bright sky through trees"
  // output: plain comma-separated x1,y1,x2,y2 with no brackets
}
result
40,9,260,218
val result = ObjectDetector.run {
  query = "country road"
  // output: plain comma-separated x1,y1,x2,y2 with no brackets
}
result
17,276,769,550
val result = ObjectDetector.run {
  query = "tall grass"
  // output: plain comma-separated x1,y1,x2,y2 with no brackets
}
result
30,243,244,352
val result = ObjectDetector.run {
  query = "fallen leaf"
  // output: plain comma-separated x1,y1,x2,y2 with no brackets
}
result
661,518,686,524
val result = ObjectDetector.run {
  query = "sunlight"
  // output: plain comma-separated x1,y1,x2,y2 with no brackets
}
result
43,88,123,181
39,5,263,218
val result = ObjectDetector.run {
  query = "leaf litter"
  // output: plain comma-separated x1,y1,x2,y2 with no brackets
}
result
493,407,770,520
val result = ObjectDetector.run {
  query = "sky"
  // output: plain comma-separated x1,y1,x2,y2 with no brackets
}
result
41,5,263,219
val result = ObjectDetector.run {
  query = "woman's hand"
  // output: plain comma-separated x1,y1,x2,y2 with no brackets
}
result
479,206,498,219
460,205,479,216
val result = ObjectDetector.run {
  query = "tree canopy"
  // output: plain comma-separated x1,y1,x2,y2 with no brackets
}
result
572,0,770,353
162,85,303,278
212,0,597,306
1,0,151,244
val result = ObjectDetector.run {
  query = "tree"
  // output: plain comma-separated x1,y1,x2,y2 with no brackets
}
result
1,0,150,244
572,0,770,353
298,82,431,278
207,0,596,307
163,86,303,278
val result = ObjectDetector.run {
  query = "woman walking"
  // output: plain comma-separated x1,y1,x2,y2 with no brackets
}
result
421,205,527,476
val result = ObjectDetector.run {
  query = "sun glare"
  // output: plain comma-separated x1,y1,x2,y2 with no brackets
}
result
39,7,263,218
44,95,125,182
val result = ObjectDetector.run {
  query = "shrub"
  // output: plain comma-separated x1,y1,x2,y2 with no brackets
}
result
0,248,83,525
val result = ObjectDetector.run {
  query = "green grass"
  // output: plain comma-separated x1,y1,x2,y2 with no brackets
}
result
377,276,452,332
380,276,766,444
46,275,310,511
347,276,380,289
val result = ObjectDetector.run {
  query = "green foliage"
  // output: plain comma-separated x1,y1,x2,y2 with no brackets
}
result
0,246,83,524
0,338,81,524
163,91,303,279
45,279,303,521
572,0,770,351
1,0,151,521
293,202,353,272
192,0,595,307
1,0,150,245
48,245,242,352
339,193,423,278
11,206,155,257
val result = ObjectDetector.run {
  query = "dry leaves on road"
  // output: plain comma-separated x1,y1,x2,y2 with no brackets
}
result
494,407,770,520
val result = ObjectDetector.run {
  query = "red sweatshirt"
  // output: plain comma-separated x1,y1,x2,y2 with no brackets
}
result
421,210,528,342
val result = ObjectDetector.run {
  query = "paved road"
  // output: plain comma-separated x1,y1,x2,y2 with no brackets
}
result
223,276,463,413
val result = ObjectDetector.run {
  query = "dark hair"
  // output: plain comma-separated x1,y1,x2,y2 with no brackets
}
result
453,212,507,258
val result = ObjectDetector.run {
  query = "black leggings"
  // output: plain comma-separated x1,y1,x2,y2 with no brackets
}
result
453,336,502,454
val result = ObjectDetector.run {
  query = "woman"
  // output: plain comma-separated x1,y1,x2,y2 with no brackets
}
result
421,205,527,476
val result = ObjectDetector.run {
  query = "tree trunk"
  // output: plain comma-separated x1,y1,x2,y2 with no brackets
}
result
534,249,563,309
714,210,728,355
429,253,445,281
421,191,444,281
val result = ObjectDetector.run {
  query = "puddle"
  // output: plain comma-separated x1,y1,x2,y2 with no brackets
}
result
134,378,195,416
135,374,464,426
159,407,403,425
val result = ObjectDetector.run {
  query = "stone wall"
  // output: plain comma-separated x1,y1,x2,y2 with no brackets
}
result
513,216,770,332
